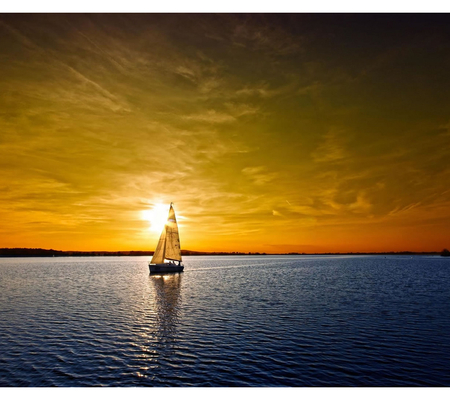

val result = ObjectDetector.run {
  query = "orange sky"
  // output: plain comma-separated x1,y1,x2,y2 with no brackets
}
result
1,14,449,253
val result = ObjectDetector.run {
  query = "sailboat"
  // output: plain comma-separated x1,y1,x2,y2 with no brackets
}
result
149,203,184,274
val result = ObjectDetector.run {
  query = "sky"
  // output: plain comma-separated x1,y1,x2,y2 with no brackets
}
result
0,13,450,253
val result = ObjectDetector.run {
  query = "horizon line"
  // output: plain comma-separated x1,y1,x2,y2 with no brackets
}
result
0,247,448,256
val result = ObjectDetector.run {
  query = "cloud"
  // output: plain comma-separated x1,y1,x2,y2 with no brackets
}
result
234,79,299,99
242,166,276,186
231,17,303,56
348,192,372,213
224,102,259,117
181,103,259,124
311,129,347,163
235,82,272,98
0,19,41,51
181,110,236,123
65,65,131,113
388,202,422,217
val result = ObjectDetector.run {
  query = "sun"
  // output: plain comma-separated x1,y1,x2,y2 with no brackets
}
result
141,203,169,233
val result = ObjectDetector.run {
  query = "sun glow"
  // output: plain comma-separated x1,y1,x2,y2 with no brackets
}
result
141,203,169,233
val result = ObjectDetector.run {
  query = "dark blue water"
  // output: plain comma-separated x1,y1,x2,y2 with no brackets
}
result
0,255,449,386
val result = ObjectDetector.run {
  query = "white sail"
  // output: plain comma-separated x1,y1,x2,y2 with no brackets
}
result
151,203,182,264
151,224,167,264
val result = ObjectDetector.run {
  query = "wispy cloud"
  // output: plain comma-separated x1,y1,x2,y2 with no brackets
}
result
311,129,347,163
242,166,277,186
224,102,259,117
181,110,236,123
231,17,303,56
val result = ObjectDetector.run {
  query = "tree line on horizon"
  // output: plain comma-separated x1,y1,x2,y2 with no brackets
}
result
1,248,449,257
0,248,267,257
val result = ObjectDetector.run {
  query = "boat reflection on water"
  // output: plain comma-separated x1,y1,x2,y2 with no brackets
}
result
150,273,182,343
133,273,183,381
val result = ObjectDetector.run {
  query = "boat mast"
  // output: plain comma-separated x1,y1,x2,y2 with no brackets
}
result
162,203,173,262
161,225,167,262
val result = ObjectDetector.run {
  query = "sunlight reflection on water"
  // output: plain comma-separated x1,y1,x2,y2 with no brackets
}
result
1,255,450,386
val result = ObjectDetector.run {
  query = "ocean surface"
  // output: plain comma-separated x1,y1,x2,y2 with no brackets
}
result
0,255,450,387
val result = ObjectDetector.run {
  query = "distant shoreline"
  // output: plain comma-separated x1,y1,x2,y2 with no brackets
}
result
0,248,445,257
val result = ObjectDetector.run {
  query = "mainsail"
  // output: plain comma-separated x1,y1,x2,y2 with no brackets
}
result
151,203,182,264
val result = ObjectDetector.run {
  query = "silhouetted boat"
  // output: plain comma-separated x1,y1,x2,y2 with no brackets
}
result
149,203,184,274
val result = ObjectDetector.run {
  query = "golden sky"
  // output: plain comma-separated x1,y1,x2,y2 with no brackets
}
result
1,14,449,253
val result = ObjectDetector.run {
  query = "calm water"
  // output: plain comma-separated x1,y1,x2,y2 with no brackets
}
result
0,255,450,387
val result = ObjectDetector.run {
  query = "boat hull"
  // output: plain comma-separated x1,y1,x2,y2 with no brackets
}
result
149,263,184,274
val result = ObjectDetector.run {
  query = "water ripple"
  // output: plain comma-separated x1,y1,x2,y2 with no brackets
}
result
1,255,450,386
